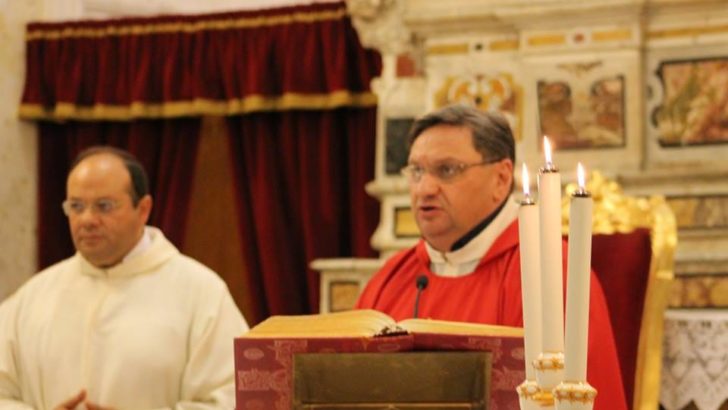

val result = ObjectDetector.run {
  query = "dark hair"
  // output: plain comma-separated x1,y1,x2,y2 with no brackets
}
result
408,104,516,164
69,146,149,206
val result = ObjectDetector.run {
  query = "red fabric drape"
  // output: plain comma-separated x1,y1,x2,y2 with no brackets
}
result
227,108,379,322
24,1,382,321
591,230,652,408
20,2,379,120
37,119,201,269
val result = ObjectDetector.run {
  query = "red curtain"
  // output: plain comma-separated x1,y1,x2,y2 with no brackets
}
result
22,1,382,321
591,230,652,408
227,108,379,321
37,119,201,269
20,2,378,120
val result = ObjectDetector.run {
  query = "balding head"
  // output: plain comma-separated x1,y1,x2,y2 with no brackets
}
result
64,148,153,268
69,146,149,205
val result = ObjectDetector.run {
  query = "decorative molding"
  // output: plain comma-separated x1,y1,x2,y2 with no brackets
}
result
346,0,413,55
618,168,728,197
402,0,644,37
526,33,566,47
592,28,633,42
669,274,728,307
489,38,519,51
310,258,383,313
426,43,469,56
648,23,728,40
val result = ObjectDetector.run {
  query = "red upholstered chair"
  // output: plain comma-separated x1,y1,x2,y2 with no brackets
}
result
562,172,677,410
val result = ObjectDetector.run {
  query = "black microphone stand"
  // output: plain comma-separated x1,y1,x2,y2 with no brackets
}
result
413,275,429,318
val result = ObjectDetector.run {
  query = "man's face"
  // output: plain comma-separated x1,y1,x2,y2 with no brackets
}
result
65,154,152,268
407,124,513,252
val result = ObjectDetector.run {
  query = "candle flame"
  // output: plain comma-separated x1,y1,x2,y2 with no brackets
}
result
522,163,530,196
577,162,586,189
544,137,552,165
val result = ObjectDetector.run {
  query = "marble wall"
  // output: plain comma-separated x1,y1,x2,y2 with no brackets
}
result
0,1,43,301
347,0,728,308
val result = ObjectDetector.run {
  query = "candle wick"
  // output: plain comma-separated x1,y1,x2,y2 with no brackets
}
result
521,193,535,205
573,187,590,197
540,162,558,173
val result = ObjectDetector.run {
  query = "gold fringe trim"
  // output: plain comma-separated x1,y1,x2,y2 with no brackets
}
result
27,8,346,40
18,90,378,121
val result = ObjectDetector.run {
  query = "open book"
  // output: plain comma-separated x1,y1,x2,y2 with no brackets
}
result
235,309,525,410
244,308,524,338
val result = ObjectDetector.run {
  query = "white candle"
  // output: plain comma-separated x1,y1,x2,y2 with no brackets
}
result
538,137,564,354
564,163,593,382
518,163,541,381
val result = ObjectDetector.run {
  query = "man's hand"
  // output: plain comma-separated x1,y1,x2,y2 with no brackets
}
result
53,390,86,410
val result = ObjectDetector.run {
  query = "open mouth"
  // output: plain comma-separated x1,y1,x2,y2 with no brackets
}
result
418,205,441,217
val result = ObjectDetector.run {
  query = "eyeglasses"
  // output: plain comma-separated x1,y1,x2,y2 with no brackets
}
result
401,158,503,183
62,199,121,216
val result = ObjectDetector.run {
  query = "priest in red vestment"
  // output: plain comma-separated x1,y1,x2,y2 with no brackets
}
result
356,104,628,410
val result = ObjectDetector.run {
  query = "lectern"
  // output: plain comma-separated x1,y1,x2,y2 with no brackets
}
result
234,310,525,410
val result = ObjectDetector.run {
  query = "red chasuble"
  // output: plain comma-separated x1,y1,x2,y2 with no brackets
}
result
357,220,628,410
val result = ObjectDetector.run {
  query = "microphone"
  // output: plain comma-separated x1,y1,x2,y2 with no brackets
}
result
413,274,429,318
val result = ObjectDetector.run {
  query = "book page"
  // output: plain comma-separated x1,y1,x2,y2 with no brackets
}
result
398,318,523,337
244,309,396,338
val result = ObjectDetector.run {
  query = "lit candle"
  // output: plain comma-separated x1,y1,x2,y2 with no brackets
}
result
518,163,541,381
538,137,564,356
564,163,593,382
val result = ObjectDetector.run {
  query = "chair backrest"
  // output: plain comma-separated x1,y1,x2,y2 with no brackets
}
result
561,172,676,410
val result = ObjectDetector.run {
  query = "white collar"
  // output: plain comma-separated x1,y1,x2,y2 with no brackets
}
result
123,226,153,262
78,226,179,278
425,197,519,277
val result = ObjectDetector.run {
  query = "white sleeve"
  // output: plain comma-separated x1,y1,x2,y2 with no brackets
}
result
175,284,248,410
0,295,35,410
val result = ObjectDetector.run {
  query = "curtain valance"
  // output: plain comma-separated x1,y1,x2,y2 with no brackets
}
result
20,2,380,121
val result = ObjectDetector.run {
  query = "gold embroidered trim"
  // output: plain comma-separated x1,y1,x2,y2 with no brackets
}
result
517,380,554,406
533,355,565,371
553,382,598,404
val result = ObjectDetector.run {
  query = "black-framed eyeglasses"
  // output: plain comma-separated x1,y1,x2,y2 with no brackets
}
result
401,158,503,183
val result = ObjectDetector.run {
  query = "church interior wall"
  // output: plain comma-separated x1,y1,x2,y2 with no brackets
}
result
349,0,728,310
0,0,42,301
1,0,726,308
0,0,727,407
